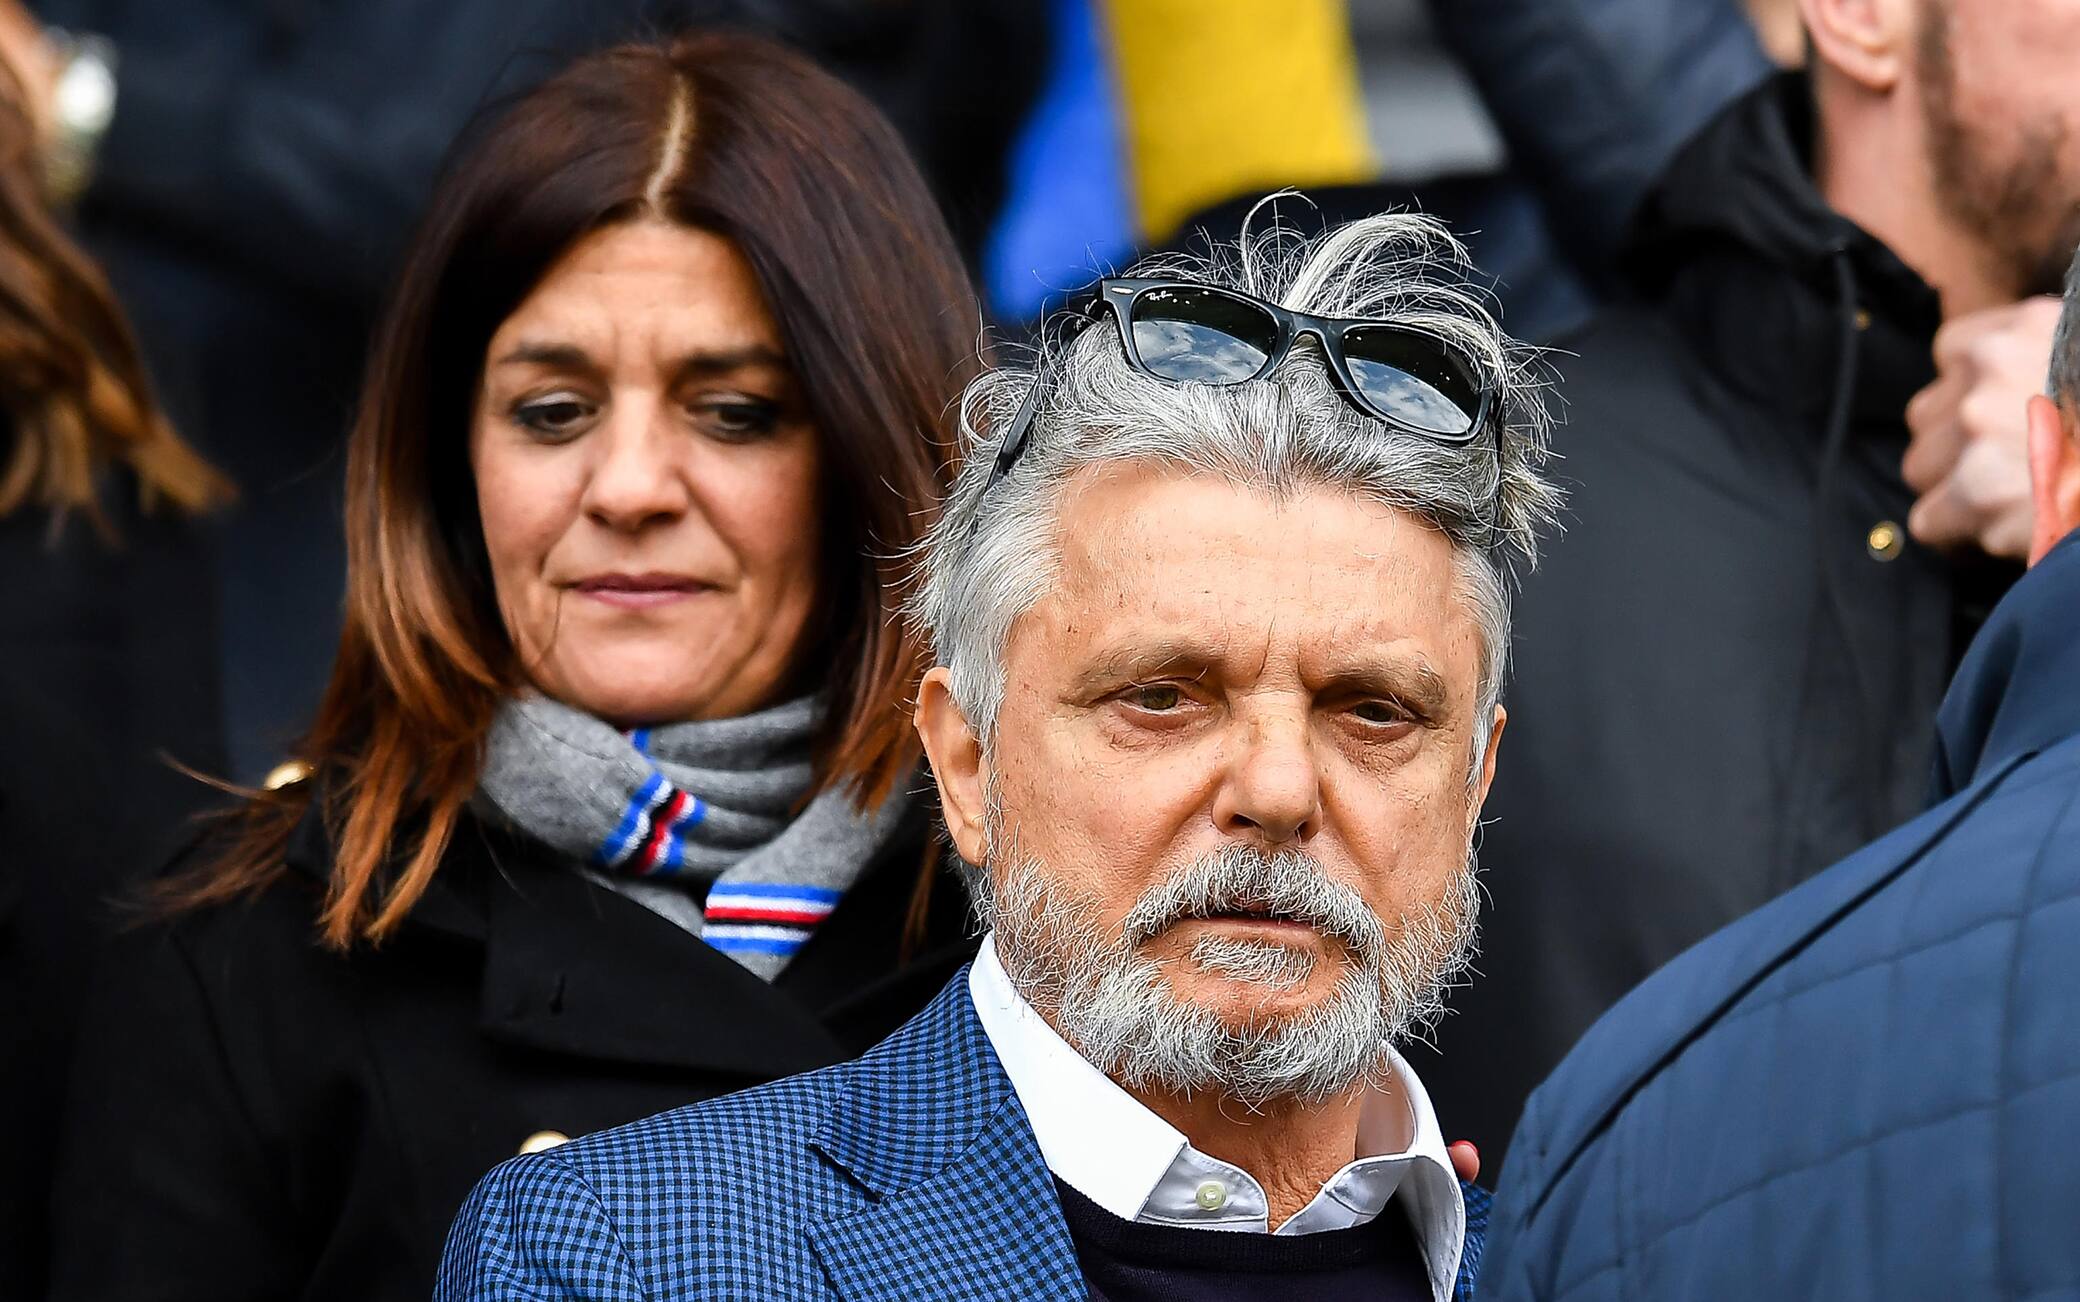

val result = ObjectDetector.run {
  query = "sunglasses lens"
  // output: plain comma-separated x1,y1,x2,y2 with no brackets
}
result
1128,287,1279,384
1343,326,1483,437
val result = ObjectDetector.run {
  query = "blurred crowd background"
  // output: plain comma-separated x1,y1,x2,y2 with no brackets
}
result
10,0,2066,1295
14,0,1790,788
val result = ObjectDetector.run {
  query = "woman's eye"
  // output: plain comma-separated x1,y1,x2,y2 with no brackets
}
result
693,397,781,440
511,396,595,440
1125,684,1186,712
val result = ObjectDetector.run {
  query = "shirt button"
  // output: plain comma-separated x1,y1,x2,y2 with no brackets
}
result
1866,520,1905,561
1194,1180,1228,1211
519,1130,569,1155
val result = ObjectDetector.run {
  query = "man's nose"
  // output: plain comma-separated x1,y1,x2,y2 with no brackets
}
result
582,401,691,530
1213,713,1322,845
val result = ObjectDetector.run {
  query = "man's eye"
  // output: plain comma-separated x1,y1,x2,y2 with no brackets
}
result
512,397,594,440
1125,684,1185,711
1351,700,1409,725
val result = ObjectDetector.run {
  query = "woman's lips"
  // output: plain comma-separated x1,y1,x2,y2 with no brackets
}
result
569,574,711,609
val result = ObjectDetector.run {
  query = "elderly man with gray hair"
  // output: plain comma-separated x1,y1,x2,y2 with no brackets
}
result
437,213,1559,1302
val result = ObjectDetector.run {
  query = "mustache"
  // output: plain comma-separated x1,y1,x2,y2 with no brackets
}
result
1117,846,1387,959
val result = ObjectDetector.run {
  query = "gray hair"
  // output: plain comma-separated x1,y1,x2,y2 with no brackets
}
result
910,212,1561,776
2052,241,2080,407
987,840,1481,1105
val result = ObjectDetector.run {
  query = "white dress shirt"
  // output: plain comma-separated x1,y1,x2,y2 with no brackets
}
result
968,935,1466,1302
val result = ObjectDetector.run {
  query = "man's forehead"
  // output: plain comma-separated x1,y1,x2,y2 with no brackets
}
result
1021,464,1478,681
1048,465,1457,599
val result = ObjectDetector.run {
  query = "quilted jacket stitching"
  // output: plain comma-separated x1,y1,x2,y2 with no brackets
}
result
1992,776,2080,1297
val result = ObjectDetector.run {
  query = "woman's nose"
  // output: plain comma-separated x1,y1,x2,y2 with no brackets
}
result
581,401,691,530
1211,712,1322,845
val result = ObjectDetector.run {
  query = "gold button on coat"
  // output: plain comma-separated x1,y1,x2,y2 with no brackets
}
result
262,758,312,790
518,1130,569,1155
1866,520,1904,561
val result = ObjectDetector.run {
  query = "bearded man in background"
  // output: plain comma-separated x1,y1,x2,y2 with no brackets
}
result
1426,0,2080,1160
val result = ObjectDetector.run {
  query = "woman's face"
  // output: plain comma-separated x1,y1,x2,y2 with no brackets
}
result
470,220,823,726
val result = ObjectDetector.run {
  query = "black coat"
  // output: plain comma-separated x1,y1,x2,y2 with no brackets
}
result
1415,74,2019,1160
46,787,976,1302
0,483,222,1298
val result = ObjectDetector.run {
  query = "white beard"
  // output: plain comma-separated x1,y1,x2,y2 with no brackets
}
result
974,841,1481,1108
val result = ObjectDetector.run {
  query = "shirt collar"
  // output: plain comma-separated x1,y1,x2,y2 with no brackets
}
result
968,935,1465,1301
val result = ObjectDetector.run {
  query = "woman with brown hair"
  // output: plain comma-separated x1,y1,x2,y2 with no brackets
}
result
48,32,983,1301
0,52,228,1297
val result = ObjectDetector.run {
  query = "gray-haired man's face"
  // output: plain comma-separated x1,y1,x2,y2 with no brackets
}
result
922,461,1503,1100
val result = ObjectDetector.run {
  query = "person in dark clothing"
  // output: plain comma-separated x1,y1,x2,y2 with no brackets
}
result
46,36,985,1301
0,67,228,1295
1419,0,2080,1160
1,0,1044,779
1480,243,2080,1302
1425,0,1773,281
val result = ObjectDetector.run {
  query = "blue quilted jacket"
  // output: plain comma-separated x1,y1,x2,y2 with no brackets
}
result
1481,532,2080,1300
438,969,1489,1299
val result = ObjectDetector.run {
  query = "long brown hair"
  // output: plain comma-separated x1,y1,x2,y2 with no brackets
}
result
174,33,981,946
0,76,227,530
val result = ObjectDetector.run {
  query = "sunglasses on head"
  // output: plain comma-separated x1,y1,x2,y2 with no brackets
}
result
983,276,1499,496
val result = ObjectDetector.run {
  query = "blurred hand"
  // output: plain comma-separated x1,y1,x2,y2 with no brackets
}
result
1449,1140,1479,1183
1903,296,2062,560
0,0,56,139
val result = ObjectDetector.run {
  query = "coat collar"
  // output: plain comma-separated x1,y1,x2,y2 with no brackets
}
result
1931,528,2080,797
1627,71,1941,436
806,974,1086,1301
281,793,846,1080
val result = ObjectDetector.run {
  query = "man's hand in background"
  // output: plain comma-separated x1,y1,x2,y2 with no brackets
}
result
1903,295,2061,560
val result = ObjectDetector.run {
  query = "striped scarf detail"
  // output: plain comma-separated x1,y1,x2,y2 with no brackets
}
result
597,764,712,876
701,882,843,958
477,693,911,978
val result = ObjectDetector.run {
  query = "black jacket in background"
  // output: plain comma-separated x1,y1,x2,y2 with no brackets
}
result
46,787,977,1302
1415,74,2017,1160
0,480,223,1299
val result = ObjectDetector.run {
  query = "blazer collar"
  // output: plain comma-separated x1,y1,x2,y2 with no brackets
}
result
807,974,1086,1301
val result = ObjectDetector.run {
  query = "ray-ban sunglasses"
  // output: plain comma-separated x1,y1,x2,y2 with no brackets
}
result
982,277,1500,497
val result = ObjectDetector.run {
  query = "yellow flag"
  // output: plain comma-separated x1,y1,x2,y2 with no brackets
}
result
1100,0,1375,243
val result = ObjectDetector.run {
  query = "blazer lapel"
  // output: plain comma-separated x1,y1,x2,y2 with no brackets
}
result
1455,1179,1491,1302
806,978,1085,1302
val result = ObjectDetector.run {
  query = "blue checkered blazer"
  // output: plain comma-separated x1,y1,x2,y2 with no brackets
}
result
438,970,1489,1299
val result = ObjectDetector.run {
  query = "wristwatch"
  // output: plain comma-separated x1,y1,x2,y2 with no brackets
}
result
44,29,117,206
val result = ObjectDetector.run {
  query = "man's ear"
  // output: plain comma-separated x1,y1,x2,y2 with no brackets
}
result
1799,0,1908,93
2025,394,2080,565
1473,704,1507,824
914,667,990,866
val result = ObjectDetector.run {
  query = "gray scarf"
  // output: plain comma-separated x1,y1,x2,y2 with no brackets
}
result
477,692,913,979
